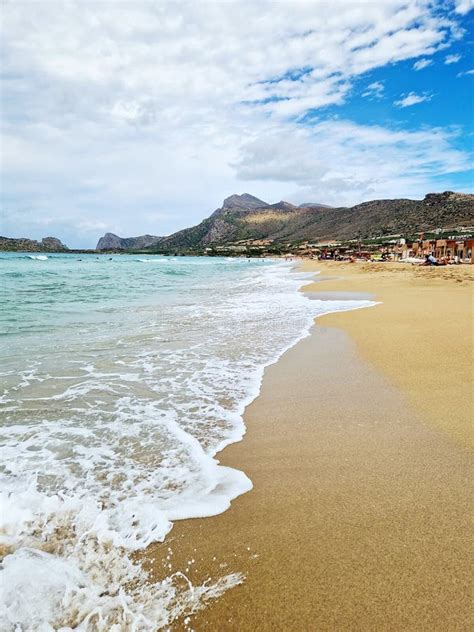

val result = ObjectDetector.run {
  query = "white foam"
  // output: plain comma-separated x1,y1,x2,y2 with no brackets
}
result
0,258,377,629
0,546,244,631
27,254,48,260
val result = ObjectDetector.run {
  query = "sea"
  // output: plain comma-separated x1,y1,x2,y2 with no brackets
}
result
0,252,374,630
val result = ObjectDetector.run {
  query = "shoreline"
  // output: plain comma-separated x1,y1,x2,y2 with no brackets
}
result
143,261,472,630
301,261,473,448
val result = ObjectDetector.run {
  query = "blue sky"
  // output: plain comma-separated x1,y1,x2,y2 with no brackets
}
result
339,35,473,132
1,0,473,248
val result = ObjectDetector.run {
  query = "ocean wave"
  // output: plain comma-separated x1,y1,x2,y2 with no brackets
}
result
0,257,376,628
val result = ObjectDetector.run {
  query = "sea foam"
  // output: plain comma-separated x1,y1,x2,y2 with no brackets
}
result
0,253,376,629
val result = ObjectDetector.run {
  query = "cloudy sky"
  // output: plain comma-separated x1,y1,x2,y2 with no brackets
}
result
1,0,473,247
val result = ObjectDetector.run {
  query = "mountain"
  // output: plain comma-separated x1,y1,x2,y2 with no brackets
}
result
96,233,163,250
290,191,474,242
94,190,474,253
221,193,268,210
0,236,69,252
152,195,319,250
150,191,474,251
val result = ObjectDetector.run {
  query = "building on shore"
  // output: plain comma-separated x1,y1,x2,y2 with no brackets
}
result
410,237,473,263
314,236,473,263
203,232,474,263
455,239,474,263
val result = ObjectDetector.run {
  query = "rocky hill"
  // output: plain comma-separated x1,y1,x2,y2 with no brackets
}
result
94,191,474,252
0,236,69,252
96,233,163,250
155,191,474,250
220,193,268,211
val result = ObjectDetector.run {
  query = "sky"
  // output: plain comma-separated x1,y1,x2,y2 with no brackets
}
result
1,0,473,248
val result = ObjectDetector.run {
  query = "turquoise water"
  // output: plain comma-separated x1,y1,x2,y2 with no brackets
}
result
0,252,374,629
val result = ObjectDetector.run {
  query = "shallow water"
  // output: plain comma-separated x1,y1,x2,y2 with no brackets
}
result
0,252,375,629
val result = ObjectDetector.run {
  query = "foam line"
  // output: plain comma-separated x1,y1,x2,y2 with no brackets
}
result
0,257,377,629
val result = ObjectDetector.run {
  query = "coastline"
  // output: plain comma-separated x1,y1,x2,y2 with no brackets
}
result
301,261,473,448
144,261,472,630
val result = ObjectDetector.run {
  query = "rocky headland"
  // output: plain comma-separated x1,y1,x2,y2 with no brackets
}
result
0,236,69,252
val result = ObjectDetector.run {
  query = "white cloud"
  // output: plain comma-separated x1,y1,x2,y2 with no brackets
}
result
413,58,433,70
394,92,432,107
233,120,470,206
454,0,474,14
362,81,385,98
0,0,470,246
445,53,462,64
0,1,458,129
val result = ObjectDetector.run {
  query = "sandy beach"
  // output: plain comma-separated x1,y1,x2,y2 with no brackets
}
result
303,261,473,448
144,262,473,630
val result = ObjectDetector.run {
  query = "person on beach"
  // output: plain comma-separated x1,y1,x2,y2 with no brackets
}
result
422,253,438,266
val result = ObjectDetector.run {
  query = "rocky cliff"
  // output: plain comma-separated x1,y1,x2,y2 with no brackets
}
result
96,233,164,250
0,236,69,251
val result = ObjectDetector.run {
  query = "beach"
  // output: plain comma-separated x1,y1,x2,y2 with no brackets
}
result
303,261,473,448
4,1,474,629
144,261,473,630
2,254,340,628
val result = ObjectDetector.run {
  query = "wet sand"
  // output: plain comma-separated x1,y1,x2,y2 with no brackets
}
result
144,262,472,630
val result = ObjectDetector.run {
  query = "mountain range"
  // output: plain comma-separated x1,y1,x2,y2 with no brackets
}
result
96,191,474,251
